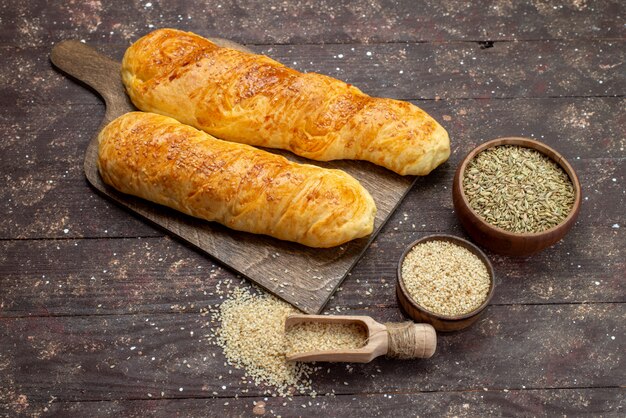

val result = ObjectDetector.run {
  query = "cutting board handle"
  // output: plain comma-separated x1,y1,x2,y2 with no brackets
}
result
50,40,132,123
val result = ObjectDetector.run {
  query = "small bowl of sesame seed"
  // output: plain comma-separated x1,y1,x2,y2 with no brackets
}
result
453,137,582,256
396,235,495,332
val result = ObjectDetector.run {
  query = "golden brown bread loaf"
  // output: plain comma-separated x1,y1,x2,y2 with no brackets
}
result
121,28,450,176
97,112,376,248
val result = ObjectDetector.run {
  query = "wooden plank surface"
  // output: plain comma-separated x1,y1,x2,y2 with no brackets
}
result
15,388,623,418
1,221,623,318
1,0,624,46
0,305,623,403
4,40,625,107
1,0,624,416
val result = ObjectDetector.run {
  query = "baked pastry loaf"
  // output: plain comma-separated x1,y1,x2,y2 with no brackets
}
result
122,28,450,176
97,112,376,248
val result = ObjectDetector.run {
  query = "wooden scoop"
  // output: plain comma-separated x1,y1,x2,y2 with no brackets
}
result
285,314,437,363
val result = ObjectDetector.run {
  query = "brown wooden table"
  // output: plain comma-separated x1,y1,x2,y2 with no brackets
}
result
1,1,624,416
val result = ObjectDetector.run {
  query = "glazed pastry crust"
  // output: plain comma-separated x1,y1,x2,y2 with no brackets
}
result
97,112,376,248
122,28,450,176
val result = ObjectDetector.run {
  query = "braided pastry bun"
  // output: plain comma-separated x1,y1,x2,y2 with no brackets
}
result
122,29,450,176
98,112,376,248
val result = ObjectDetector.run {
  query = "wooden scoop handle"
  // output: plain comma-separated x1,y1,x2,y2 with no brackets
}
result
385,322,437,359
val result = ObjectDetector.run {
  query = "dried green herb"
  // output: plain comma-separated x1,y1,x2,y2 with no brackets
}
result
462,145,575,233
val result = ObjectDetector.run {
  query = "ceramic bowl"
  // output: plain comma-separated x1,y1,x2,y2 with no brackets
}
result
396,234,495,332
452,137,582,256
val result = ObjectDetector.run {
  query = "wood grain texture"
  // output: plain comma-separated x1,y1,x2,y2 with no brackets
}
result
2,1,625,416
7,40,624,110
16,388,624,418
0,305,622,402
1,0,624,46
0,222,623,319
50,40,418,314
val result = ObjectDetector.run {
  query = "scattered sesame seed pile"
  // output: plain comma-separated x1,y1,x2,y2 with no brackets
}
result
213,287,319,396
285,322,368,355
401,240,490,317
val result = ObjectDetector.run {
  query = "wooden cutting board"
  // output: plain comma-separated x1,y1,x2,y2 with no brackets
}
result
50,39,416,314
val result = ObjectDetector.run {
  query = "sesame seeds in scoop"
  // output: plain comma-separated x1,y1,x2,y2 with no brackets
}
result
285,322,368,356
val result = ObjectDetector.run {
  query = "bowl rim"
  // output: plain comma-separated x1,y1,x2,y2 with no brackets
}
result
397,234,495,321
456,137,582,238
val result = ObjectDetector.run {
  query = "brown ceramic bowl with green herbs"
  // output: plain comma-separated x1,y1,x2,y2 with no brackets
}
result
452,137,582,256
396,234,495,332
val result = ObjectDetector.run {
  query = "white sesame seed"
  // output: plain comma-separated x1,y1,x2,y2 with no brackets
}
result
214,287,316,396
401,240,491,316
285,322,366,355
